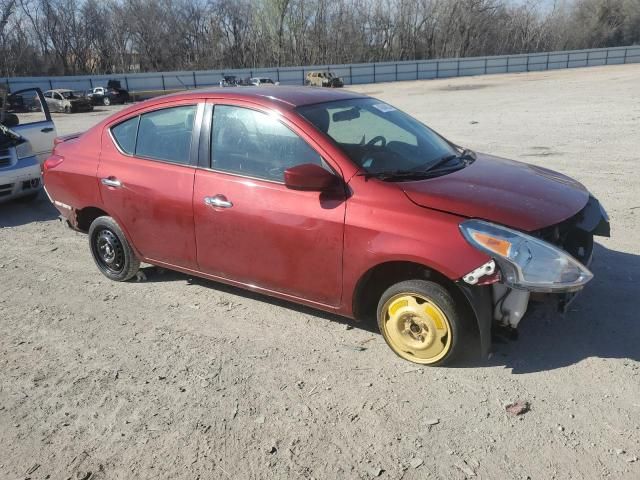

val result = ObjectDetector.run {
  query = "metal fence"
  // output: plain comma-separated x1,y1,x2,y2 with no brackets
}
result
3,45,640,96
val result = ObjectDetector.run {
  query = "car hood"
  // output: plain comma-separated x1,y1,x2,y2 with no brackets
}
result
400,153,589,232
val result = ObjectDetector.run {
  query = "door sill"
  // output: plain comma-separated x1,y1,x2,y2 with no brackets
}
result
143,257,344,314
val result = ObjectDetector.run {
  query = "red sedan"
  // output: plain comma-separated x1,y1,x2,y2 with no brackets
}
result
43,87,609,365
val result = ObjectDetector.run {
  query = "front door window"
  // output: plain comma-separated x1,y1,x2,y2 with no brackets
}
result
211,105,323,182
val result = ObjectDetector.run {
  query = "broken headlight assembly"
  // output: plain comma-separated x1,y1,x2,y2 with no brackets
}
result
460,219,593,293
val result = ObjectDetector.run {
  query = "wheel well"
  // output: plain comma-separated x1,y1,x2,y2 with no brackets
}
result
352,261,466,323
76,207,108,232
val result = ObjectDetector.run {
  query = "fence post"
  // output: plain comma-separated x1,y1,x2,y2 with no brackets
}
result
89,78,93,89
546,53,549,70
586,50,590,67
395,62,398,81
566,53,570,69
436,60,439,79
373,63,376,83
49,79,53,90
624,48,628,64
484,57,487,74
193,71,197,88
506,56,510,72
526,55,530,72
349,65,352,84
456,59,460,77
415,61,418,80
276,68,280,82
605,48,610,65
124,76,129,90
161,74,165,91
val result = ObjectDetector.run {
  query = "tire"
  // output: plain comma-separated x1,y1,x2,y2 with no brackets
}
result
102,96,111,106
64,105,71,114
88,216,140,281
377,279,464,366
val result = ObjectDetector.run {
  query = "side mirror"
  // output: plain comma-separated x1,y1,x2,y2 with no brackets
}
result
284,163,337,191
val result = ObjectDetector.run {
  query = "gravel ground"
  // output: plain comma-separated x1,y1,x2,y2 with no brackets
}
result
1,64,639,479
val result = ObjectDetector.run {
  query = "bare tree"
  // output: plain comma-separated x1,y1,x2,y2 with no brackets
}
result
1,0,637,78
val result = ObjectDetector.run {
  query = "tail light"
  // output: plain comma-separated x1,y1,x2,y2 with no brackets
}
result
43,154,64,172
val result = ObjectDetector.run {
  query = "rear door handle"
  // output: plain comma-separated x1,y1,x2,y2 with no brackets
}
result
41,127,54,133
204,195,233,208
101,177,122,188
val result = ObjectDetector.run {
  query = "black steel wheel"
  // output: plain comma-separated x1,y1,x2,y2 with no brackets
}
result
88,216,140,281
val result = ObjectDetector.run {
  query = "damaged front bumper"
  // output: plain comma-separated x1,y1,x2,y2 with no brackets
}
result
459,195,610,356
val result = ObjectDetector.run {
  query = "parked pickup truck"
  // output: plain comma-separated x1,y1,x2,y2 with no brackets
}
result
0,87,56,202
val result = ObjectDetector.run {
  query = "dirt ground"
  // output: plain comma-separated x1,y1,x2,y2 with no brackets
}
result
1,64,639,479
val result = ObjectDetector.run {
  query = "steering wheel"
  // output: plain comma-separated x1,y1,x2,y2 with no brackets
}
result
359,150,403,170
367,135,387,147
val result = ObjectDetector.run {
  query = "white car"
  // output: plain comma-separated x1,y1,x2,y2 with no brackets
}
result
43,89,93,113
0,88,57,202
249,77,278,86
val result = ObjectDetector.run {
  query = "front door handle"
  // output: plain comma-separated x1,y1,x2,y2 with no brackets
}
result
204,195,233,208
101,177,122,188
41,127,54,133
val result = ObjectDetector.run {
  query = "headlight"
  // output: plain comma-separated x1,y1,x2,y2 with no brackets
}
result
460,219,593,292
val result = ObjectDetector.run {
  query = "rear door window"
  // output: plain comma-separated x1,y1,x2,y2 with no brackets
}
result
135,105,197,164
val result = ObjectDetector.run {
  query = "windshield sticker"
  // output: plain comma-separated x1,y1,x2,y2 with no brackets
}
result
372,103,396,113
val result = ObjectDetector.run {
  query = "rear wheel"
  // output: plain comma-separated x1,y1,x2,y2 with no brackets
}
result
102,96,111,106
88,216,140,281
377,280,463,366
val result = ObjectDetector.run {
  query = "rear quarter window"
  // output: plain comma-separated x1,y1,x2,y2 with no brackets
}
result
111,116,139,154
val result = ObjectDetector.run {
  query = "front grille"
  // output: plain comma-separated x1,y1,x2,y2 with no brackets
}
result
533,204,593,265
0,148,14,168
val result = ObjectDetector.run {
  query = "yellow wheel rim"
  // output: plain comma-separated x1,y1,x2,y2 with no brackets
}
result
380,293,452,364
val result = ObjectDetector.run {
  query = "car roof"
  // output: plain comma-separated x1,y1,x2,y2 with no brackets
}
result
49,89,73,93
151,86,366,109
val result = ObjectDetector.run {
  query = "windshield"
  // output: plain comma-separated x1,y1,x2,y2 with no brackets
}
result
297,98,457,174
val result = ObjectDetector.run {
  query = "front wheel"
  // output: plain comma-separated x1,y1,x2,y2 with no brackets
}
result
102,96,111,106
377,280,464,366
88,216,140,281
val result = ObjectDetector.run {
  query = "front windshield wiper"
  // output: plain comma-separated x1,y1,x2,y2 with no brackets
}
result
422,148,476,174
357,148,476,181
357,169,447,181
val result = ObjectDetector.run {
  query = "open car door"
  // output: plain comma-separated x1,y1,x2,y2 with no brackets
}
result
0,87,56,163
